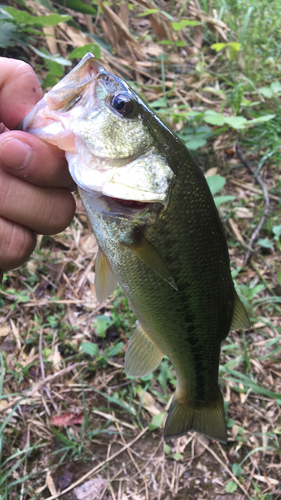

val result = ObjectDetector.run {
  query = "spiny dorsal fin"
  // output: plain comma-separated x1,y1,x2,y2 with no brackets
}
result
230,290,251,330
122,229,177,291
164,386,227,444
94,248,117,303
125,321,164,377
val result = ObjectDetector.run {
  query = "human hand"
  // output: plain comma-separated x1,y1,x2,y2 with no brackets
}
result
0,58,76,283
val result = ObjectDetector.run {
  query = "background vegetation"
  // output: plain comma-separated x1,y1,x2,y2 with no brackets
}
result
0,0,280,498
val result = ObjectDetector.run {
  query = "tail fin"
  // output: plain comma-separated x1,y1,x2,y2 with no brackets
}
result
164,387,227,443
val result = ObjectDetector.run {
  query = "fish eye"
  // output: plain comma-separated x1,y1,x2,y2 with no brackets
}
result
110,93,135,117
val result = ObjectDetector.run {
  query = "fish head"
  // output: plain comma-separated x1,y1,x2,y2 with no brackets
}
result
22,53,175,219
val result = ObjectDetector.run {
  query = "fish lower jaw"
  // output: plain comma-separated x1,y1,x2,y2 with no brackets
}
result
79,187,161,221
106,196,149,211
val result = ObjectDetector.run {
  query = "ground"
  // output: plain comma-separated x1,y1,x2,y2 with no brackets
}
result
0,0,281,499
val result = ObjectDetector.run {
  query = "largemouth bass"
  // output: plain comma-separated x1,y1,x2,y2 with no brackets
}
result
22,53,250,443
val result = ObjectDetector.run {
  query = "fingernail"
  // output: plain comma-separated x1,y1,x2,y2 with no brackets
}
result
0,138,32,170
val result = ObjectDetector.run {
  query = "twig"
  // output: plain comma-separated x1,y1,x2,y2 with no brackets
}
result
230,179,279,202
197,437,251,499
44,427,148,500
236,144,270,265
115,420,149,500
0,362,86,414
250,259,274,295
39,328,50,416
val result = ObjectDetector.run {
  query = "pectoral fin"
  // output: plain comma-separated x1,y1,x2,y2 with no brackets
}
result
122,229,177,291
125,321,164,377
94,248,117,303
230,290,251,330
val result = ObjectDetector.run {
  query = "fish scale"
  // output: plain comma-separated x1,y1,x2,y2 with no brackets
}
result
22,53,250,443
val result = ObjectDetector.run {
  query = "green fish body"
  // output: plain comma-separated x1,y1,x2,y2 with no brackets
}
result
22,53,250,443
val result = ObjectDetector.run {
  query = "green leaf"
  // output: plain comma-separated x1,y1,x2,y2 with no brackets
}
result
232,463,242,477
228,42,241,52
211,42,227,52
203,110,225,126
224,116,247,129
149,412,166,431
225,481,237,493
172,453,183,461
206,175,226,196
270,81,281,94
214,195,236,207
55,0,97,14
175,40,186,47
158,39,173,45
171,19,201,31
81,342,99,357
257,238,273,249
211,42,240,53
0,22,17,48
68,44,101,60
149,97,168,109
273,225,281,239
3,7,71,26
246,114,275,125
185,139,206,150
29,46,72,65
164,443,171,455
95,315,113,338
107,342,124,357
137,8,160,16
259,87,273,98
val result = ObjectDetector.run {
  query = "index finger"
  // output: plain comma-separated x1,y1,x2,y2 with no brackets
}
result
0,57,43,128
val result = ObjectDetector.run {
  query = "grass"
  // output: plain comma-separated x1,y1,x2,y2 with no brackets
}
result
0,0,281,498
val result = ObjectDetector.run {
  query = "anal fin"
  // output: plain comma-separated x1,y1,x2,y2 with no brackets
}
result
164,387,227,444
125,321,164,377
230,290,251,330
94,248,117,303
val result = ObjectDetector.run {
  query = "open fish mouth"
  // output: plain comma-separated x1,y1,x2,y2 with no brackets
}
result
80,187,162,223
109,197,149,210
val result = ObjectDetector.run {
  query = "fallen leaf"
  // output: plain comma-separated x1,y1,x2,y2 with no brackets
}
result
137,390,161,416
0,326,10,337
74,477,108,500
0,400,9,411
10,319,21,351
51,412,84,427
234,207,253,219
46,470,57,496
205,167,218,177
48,344,62,371
253,474,279,486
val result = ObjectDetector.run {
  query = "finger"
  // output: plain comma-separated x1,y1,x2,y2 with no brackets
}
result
0,217,36,271
0,58,43,128
0,169,76,235
0,131,76,190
